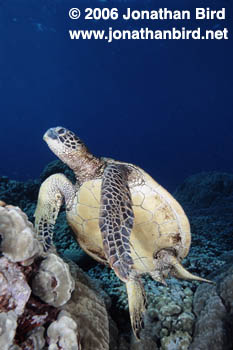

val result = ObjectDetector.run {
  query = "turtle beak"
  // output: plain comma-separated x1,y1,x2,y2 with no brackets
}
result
43,128,58,142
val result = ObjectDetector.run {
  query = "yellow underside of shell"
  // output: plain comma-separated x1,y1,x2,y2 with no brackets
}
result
67,168,191,275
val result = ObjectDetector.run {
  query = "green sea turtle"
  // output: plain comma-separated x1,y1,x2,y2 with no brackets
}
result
35,126,211,339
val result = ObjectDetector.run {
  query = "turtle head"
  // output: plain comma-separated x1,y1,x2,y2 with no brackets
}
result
43,127,87,170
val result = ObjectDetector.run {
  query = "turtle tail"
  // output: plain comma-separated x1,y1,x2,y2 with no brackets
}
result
168,254,213,283
152,249,213,284
34,174,75,251
126,278,147,340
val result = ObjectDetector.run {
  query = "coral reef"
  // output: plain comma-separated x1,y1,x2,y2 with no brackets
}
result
131,279,195,350
0,205,58,348
0,205,111,349
0,176,39,221
1,170,233,349
47,311,80,350
0,165,90,267
32,253,75,307
0,257,31,316
39,159,75,184
88,266,197,349
0,205,41,264
173,172,233,212
190,257,233,350
64,269,110,350
173,172,233,279
0,311,18,350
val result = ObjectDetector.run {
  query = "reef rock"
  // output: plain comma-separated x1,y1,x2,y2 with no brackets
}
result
17,327,46,350
173,172,233,213
190,260,233,350
173,172,233,279
64,263,110,350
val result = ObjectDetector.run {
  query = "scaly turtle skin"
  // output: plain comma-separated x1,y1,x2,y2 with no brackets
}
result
35,127,211,339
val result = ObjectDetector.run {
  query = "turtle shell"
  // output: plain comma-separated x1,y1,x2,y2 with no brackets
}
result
67,166,190,275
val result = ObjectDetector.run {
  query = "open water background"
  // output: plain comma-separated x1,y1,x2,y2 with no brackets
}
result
0,0,232,191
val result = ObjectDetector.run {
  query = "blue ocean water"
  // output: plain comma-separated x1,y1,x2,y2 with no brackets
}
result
0,0,232,191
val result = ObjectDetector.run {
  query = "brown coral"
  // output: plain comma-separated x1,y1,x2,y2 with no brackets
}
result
64,265,109,350
190,264,233,350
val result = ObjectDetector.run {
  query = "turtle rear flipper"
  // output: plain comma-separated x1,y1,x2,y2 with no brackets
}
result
34,174,75,251
126,278,147,340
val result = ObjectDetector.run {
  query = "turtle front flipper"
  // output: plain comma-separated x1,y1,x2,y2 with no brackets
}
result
126,278,147,340
99,163,134,282
34,174,75,251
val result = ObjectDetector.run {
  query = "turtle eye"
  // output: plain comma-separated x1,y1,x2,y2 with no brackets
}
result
57,128,66,135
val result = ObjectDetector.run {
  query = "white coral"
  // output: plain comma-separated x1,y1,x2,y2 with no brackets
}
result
0,206,42,264
0,257,31,316
47,311,80,350
32,253,75,307
0,311,17,350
